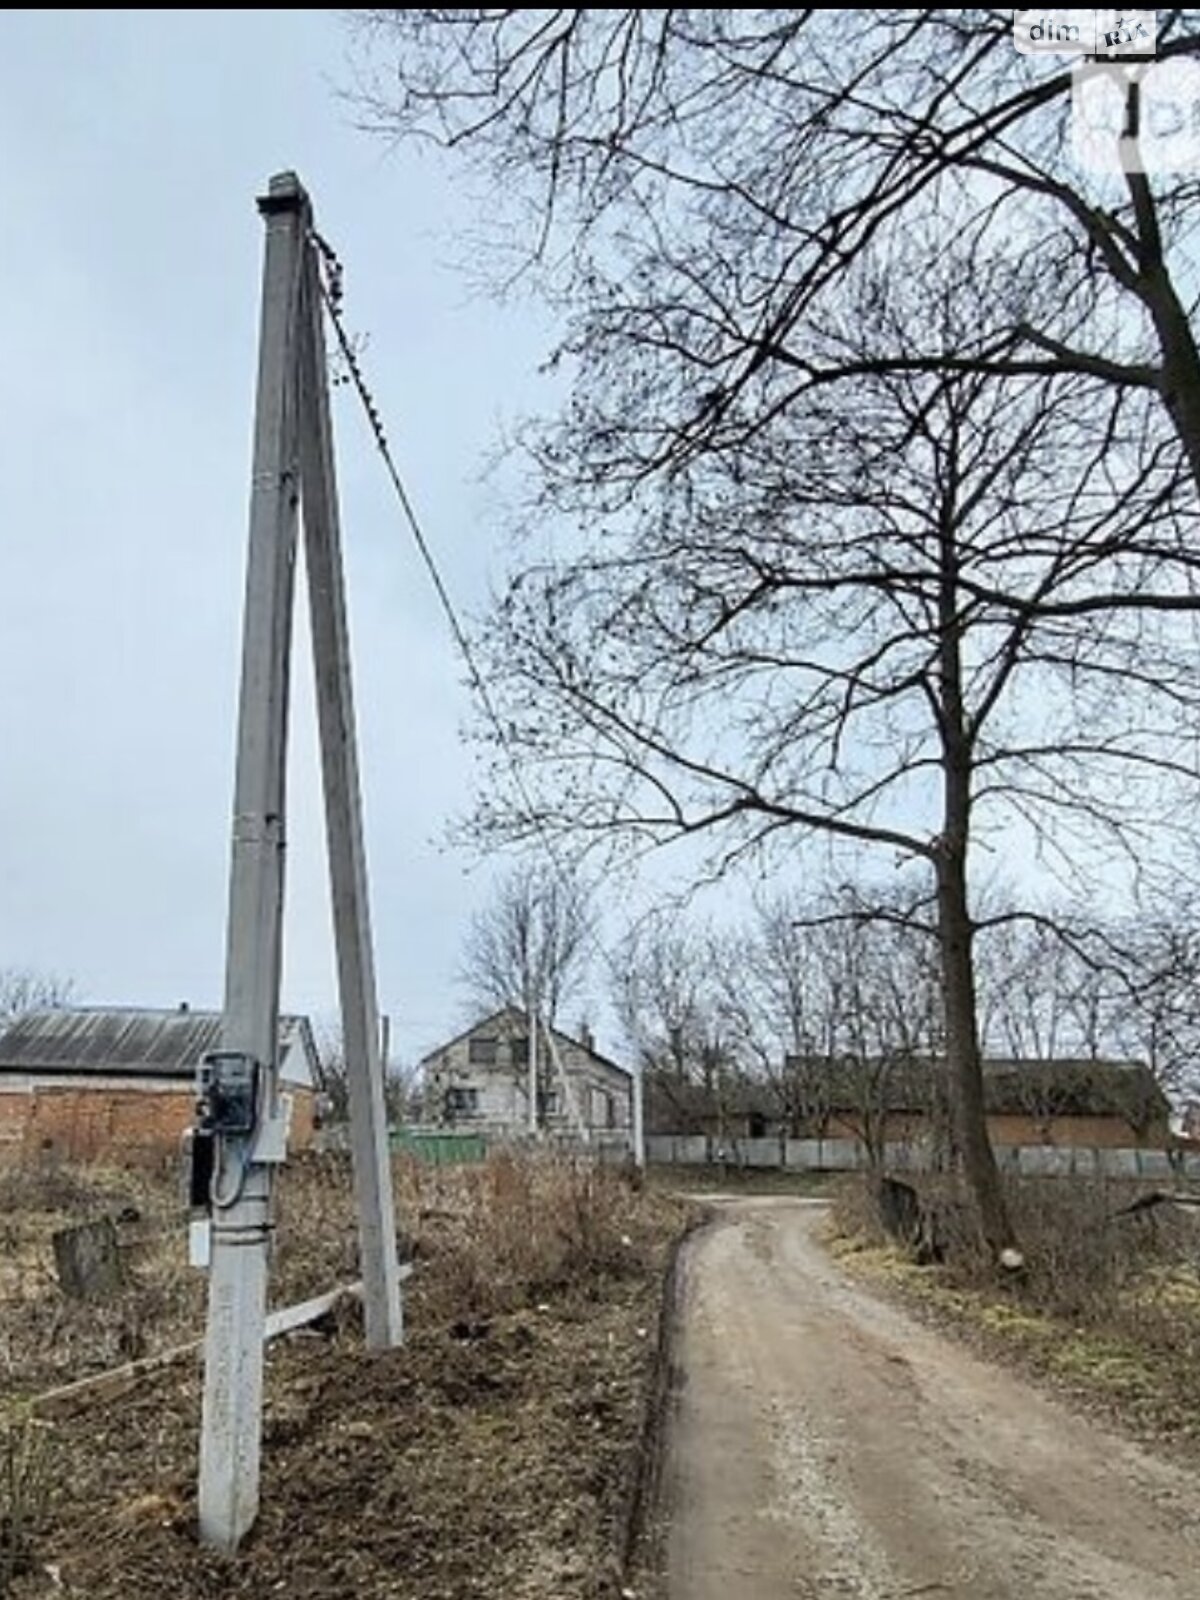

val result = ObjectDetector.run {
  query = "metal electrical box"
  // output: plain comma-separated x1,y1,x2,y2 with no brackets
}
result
196,1051,260,1136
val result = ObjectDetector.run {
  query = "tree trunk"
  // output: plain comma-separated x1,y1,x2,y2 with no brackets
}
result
1121,111,1200,496
935,439,1018,1258
935,846,1017,1255
1145,276,1200,497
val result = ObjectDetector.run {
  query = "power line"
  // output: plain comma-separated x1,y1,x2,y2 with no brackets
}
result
309,228,502,742
307,229,636,1039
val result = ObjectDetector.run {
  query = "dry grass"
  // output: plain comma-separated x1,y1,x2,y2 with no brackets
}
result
0,1149,680,1403
0,1149,686,1600
0,1407,51,1598
829,1171,1200,1446
395,1149,672,1322
0,1160,201,1400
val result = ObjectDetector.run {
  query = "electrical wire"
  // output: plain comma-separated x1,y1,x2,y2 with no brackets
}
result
309,228,595,930
310,229,517,779
209,1134,253,1210
307,228,645,1140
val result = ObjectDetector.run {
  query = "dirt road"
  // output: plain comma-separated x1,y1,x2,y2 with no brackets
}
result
662,1199,1200,1600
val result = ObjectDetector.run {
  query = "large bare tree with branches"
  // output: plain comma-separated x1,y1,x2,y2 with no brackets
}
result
478,264,1197,1249
355,10,1200,486
354,12,1200,1254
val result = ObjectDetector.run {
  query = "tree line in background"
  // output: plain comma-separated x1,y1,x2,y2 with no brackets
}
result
353,10,1200,1255
615,886,1199,1155
0,969,73,1025
456,863,1200,1141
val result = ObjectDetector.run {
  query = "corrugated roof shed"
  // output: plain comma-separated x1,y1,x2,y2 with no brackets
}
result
0,1007,313,1080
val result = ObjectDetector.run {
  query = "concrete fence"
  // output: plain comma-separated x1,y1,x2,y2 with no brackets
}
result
645,1133,1200,1182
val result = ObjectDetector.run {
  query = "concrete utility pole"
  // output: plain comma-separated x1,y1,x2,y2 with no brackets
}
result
541,1016,588,1142
527,990,540,1135
297,256,402,1349
198,172,304,1553
198,171,402,1554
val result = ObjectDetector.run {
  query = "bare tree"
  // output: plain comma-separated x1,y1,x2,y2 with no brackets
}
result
764,888,947,1168
354,11,1200,493
314,1019,417,1127
459,861,591,1027
613,916,740,1134
471,264,1197,1250
619,886,948,1163
354,14,1200,1256
0,968,74,1026
976,898,1200,1108
1099,909,1200,1106
705,892,935,1146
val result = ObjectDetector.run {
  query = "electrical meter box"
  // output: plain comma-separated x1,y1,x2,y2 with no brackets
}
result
196,1051,260,1137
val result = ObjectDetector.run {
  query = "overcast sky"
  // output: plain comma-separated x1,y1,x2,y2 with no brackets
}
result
0,9,584,1063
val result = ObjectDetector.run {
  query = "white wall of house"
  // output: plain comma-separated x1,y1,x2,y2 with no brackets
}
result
420,1008,632,1139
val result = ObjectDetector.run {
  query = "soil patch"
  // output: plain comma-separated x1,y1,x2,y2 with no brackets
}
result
13,1274,664,1599
4,1157,687,1599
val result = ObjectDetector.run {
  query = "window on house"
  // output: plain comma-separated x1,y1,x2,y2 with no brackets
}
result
538,1088,560,1119
445,1086,480,1116
510,1036,529,1067
468,1035,498,1066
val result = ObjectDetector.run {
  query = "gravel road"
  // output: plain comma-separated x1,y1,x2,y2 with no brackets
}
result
662,1198,1200,1600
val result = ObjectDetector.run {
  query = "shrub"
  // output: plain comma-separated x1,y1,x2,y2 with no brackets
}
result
833,1169,1200,1354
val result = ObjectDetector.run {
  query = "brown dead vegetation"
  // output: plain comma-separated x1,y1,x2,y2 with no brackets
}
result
831,1172,1200,1449
0,1150,686,1599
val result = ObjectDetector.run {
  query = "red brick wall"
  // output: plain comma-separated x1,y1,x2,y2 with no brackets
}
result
0,1083,316,1163
984,1111,1166,1149
0,1090,30,1150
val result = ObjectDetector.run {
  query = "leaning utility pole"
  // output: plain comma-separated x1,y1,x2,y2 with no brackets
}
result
197,171,402,1555
297,239,401,1352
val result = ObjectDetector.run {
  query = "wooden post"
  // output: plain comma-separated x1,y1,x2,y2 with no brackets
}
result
297,249,403,1349
198,170,306,1554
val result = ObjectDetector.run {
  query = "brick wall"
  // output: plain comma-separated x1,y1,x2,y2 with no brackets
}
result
0,1089,30,1149
0,1082,316,1163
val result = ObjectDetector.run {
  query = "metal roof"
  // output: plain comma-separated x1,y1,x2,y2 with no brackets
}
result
0,1007,314,1080
772,1052,1168,1120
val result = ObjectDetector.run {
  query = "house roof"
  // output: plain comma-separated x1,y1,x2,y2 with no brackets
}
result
0,1006,319,1084
419,1004,631,1078
645,1055,1169,1129
646,1074,780,1122
782,1052,1170,1123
